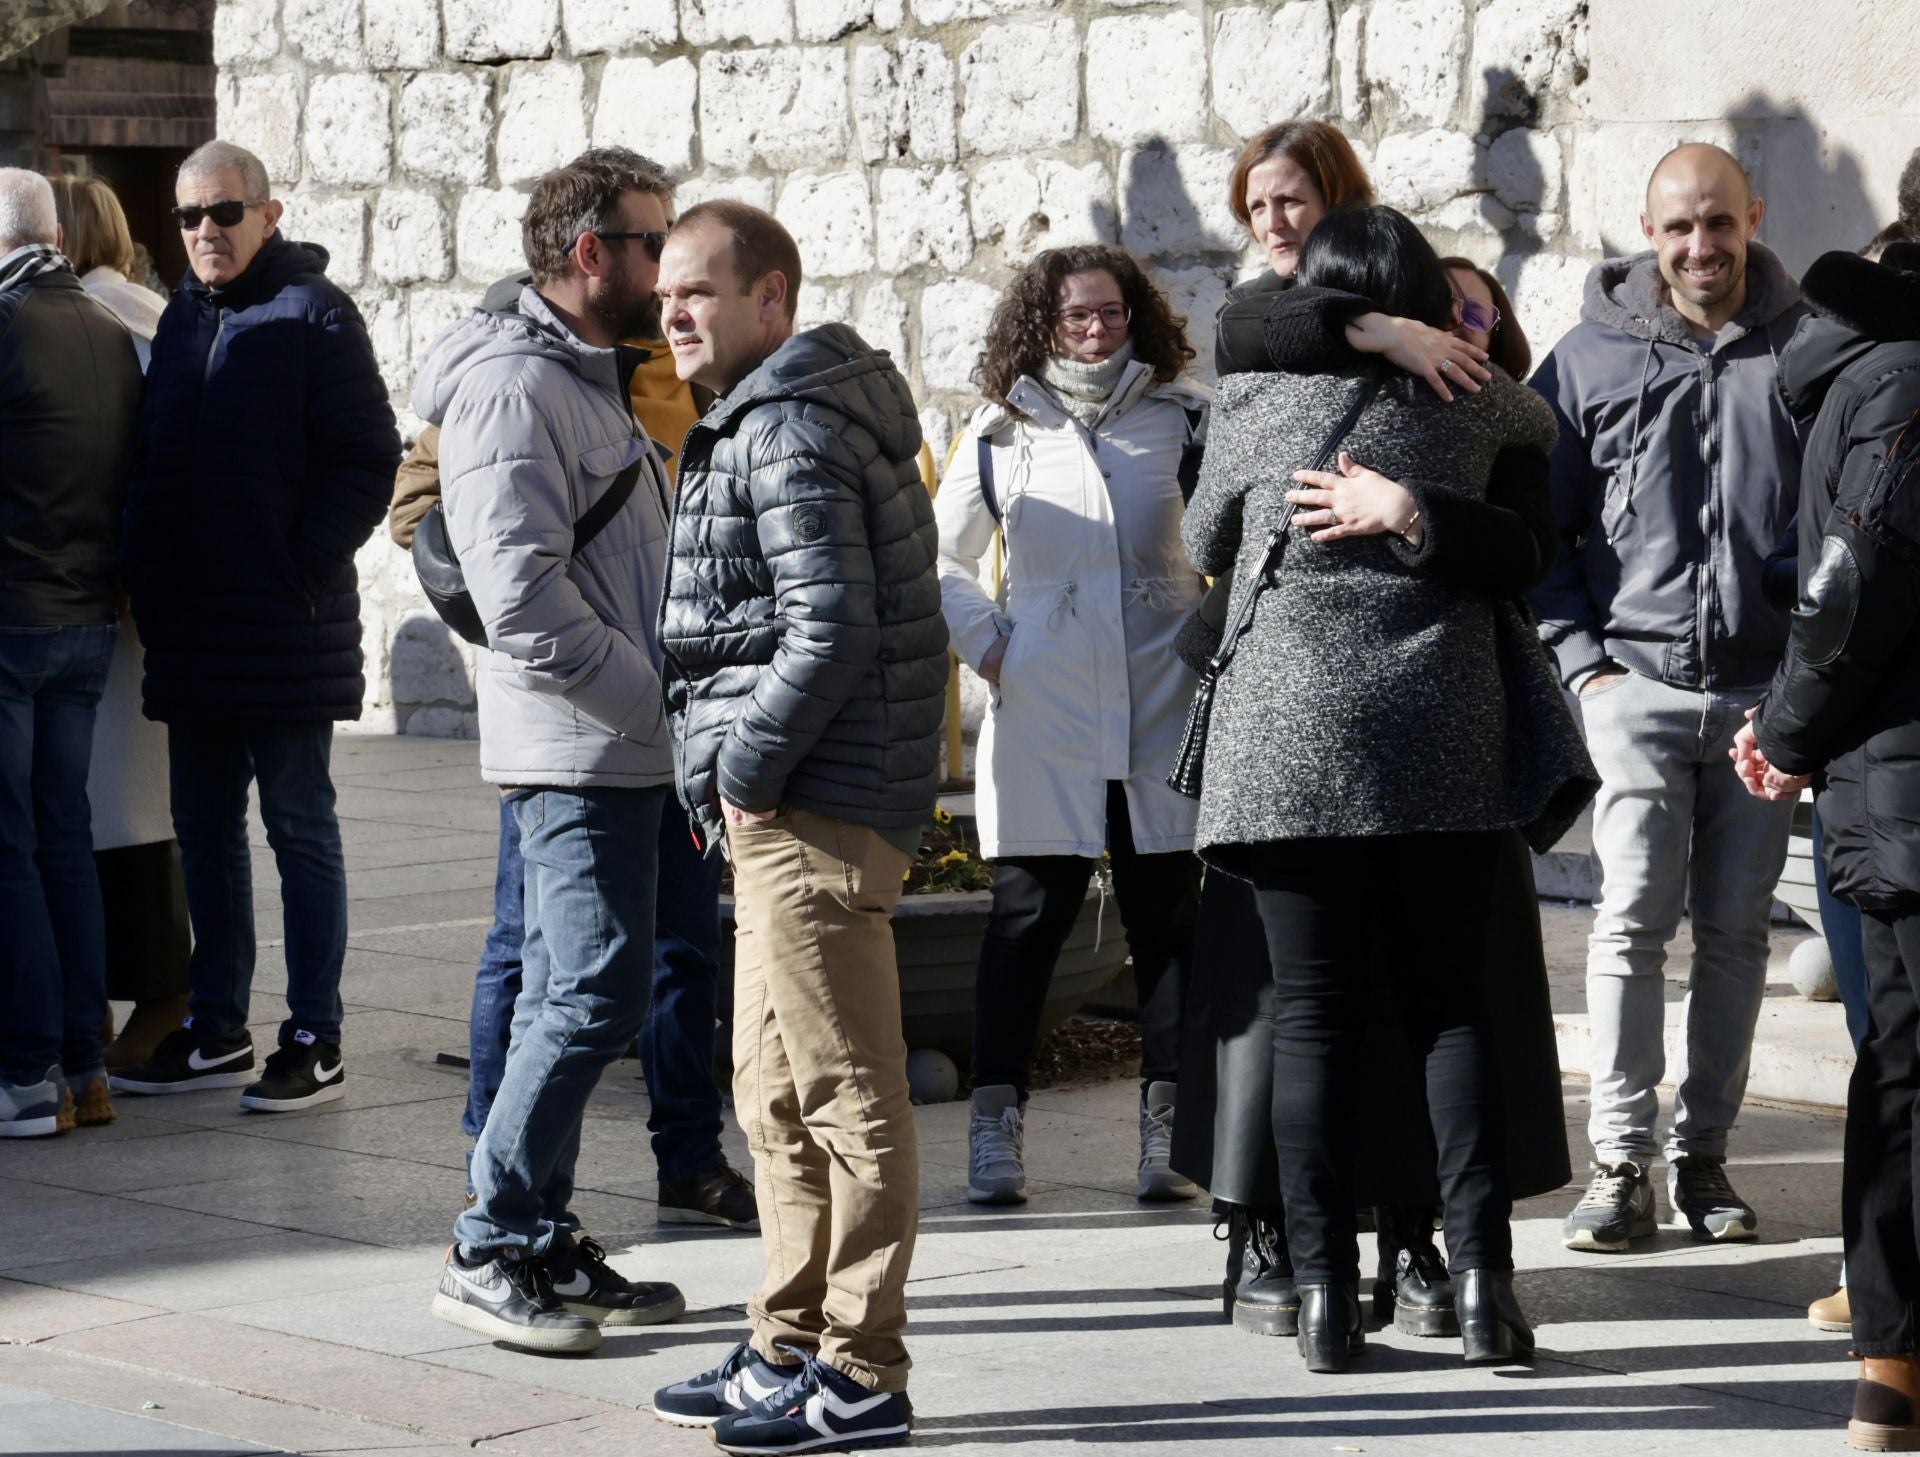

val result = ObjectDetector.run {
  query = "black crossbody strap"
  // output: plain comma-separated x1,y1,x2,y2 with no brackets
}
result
571,448,645,555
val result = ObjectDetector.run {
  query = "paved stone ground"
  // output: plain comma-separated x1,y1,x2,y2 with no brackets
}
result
0,735,1865,1455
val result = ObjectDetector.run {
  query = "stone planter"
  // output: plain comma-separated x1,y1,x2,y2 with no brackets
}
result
719,884,1130,1067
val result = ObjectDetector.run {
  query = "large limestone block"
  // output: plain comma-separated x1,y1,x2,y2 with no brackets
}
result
372,190,452,287
287,194,367,287
1087,12,1206,145
284,0,363,68
1155,263,1231,384
457,188,531,285
1363,0,1466,127
1211,2,1333,139
853,40,956,164
683,0,795,46
1118,143,1239,259
389,616,477,709
1372,128,1482,214
776,170,875,277
1469,0,1584,122
700,48,848,171
856,281,909,363
410,286,486,381
794,283,854,337
594,55,697,174
1567,120,1737,254
562,0,676,53
912,0,1057,20
365,0,439,69
1500,251,1591,362
306,74,391,188
217,74,302,187
920,278,999,393
213,0,278,65
1487,127,1564,214
959,18,1080,156
497,63,589,187
919,404,953,470
676,173,776,211
444,0,558,61
399,71,492,186
357,287,411,398
875,168,973,272
1334,5,1364,123
970,157,1115,254
799,0,903,42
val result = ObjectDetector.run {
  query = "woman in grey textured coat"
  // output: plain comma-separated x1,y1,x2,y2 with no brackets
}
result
1184,206,1594,1374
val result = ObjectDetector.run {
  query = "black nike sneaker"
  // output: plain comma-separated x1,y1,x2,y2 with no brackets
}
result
541,1232,684,1326
651,1340,799,1427
240,1038,345,1112
109,1024,255,1095
429,1245,601,1354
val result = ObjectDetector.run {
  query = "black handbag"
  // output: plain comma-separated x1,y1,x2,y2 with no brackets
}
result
1167,374,1381,799
412,450,646,647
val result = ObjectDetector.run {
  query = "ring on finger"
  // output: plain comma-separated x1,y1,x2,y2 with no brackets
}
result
1438,359,1452,374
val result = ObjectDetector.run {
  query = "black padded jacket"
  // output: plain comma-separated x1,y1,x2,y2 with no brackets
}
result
1754,245,1920,910
659,323,948,847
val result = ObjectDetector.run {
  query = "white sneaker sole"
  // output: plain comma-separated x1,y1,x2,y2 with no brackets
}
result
561,1290,686,1326
239,1081,346,1112
649,1401,723,1428
713,1419,912,1454
1670,1210,1758,1240
111,1069,255,1095
1138,1175,1201,1202
429,1292,601,1352
0,1114,62,1138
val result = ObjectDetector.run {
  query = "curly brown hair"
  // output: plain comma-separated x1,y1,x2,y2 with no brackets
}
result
974,245,1194,411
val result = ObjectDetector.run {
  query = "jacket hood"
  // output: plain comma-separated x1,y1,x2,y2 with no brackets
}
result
1778,244,1920,421
182,233,331,304
412,285,612,427
708,323,920,461
1582,240,1800,346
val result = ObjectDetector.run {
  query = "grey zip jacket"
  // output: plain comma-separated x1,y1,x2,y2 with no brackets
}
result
412,287,674,789
1528,243,1806,690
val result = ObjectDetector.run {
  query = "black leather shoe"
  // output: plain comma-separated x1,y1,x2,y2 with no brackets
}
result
1296,1281,1365,1373
1456,1268,1535,1365
1374,1206,1457,1337
1216,1206,1248,1322
1231,1208,1298,1336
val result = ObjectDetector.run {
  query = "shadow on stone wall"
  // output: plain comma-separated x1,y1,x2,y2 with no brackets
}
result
1727,93,1879,271
387,614,477,740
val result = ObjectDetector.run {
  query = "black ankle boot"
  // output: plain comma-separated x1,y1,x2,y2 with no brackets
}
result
1456,1269,1535,1365
1295,1281,1365,1373
1216,1206,1247,1323
1231,1208,1298,1336
1374,1206,1457,1337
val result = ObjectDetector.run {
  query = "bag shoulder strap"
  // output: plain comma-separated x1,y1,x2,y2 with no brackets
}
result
977,433,1000,525
572,447,645,555
1177,404,1205,503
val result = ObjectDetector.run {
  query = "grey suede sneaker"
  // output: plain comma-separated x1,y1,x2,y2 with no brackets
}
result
967,1083,1026,1204
1668,1155,1758,1241
1562,1160,1657,1252
1137,1081,1200,1201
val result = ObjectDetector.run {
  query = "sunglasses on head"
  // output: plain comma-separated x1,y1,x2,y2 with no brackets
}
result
171,199,264,230
573,230,669,262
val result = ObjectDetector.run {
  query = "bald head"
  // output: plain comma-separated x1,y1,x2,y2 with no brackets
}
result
1640,142,1765,332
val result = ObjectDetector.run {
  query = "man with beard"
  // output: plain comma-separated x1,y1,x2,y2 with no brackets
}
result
1531,142,1806,1253
415,148,684,1354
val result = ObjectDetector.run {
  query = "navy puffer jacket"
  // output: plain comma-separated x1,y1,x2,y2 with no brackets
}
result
123,234,399,724
660,324,948,846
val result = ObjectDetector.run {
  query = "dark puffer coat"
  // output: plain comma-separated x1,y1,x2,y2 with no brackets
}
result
122,234,399,724
660,323,948,847
1755,245,1920,910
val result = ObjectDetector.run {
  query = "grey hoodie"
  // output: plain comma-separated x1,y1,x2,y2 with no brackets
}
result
1528,242,1806,690
412,287,674,789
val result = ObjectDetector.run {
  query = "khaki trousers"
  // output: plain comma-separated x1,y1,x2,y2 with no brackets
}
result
726,807,918,1392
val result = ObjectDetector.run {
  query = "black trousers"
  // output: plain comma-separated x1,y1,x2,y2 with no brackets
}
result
1846,909,1920,1355
972,780,1200,1095
1249,830,1513,1284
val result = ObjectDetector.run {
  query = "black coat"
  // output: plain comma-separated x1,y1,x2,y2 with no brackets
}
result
660,324,949,846
122,235,399,724
0,262,143,624
1755,245,1920,910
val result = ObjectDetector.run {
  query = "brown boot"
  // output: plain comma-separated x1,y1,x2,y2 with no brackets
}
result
72,1073,115,1127
1850,1354,1920,1451
104,995,189,1070
1811,1287,1852,1333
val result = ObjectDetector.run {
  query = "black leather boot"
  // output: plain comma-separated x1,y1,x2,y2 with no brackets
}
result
1216,1206,1247,1323
1295,1281,1365,1373
1456,1269,1535,1365
1231,1208,1298,1336
1374,1206,1458,1336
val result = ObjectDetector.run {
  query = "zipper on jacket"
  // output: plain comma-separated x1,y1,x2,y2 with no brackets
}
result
1694,350,1719,688
201,304,225,386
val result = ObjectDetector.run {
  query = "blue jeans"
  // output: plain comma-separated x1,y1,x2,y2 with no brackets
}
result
0,623,116,1086
456,785,665,1256
1812,809,1870,1052
168,722,346,1046
463,791,726,1181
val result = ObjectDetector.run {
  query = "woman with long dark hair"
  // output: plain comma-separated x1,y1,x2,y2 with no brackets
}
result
936,244,1209,1204
1185,206,1594,1372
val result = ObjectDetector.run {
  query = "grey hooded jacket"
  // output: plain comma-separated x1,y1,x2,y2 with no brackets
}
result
1528,243,1806,690
412,287,674,789
659,323,948,847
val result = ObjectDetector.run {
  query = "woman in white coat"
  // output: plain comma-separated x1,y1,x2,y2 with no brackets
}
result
936,244,1207,1205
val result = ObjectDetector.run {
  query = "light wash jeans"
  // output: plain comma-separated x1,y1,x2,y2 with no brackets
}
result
1578,671,1794,1165
454,784,665,1258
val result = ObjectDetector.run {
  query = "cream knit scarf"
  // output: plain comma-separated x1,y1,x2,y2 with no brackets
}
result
1042,340,1136,427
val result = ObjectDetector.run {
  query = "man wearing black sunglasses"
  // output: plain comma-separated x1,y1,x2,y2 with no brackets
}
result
112,139,399,1116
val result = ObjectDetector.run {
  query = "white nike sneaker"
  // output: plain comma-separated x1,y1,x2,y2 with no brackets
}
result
109,1025,255,1095
429,1245,601,1353
239,1037,345,1113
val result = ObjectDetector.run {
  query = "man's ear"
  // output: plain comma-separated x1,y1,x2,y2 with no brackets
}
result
1638,211,1654,245
55,222,64,251
262,198,284,237
759,270,789,321
1746,194,1766,238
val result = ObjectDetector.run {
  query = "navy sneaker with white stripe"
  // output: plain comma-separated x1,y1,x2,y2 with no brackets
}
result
650,1341,797,1427
710,1350,912,1453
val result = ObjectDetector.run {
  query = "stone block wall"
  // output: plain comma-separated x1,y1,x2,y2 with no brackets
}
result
209,0,1920,738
